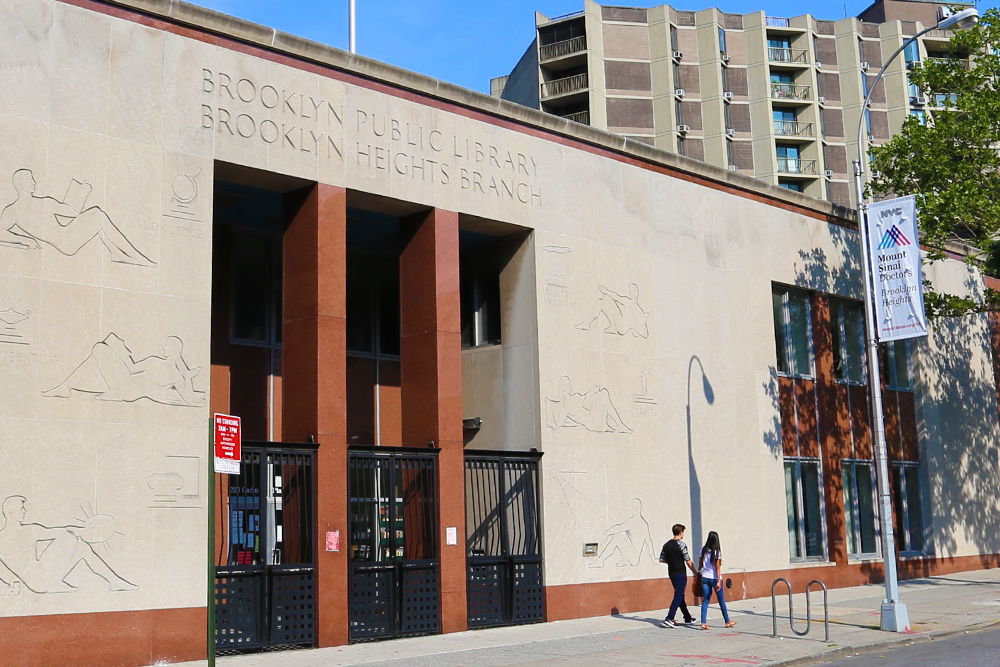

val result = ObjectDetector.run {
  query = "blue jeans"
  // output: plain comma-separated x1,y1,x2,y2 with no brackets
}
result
667,573,693,622
700,578,731,624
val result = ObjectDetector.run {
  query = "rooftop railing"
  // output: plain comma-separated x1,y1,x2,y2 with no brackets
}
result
774,120,813,137
539,35,587,61
777,158,817,174
768,47,809,64
771,82,811,100
541,72,588,98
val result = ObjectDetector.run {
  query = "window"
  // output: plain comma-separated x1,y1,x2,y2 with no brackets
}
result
773,108,795,136
768,36,792,62
673,61,681,88
903,40,919,66
677,135,686,156
347,249,400,356
460,245,502,348
719,26,727,56
843,461,879,557
675,98,683,125
721,65,730,93
779,180,803,192
881,339,912,390
784,459,826,560
892,462,924,554
909,109,927,125
776,144,800,173
670,24,679,52
830,298,866,384
907,76,922,103
726,138,734,167
772,286,813,376
724,102,732,130
230,228,282,346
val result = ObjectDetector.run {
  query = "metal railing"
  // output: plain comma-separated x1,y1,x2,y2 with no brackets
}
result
777,158,817,174
561,110,590,125
541,72,588,98
771,82,811,100
771,578,830,642
925,57,970,69
768,47,809,64
540,35,587,61
766,16,791,27
774,120,813,137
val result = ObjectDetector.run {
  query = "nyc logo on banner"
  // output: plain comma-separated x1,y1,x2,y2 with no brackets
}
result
866,195,927,342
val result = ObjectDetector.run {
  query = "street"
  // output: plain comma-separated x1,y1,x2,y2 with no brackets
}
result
813,625,1000,667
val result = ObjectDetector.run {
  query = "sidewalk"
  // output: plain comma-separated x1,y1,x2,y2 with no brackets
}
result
161,568,1000,667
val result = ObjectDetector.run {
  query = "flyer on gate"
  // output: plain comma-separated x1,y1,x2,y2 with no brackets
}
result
865,195,928,343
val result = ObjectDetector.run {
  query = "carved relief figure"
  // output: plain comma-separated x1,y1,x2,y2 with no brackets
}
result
0,496,136,594
0,308,30,346
576,283,650,338
545,375,632,434
588,498,655,568
0,169,155,266
43,334,205,406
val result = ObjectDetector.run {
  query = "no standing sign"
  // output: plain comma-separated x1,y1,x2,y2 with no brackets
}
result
213,413,241,474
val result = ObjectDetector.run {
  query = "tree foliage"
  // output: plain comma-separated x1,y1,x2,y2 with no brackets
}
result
869,8,1000,316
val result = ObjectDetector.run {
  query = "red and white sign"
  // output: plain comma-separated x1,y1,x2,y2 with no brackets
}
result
326,530,340,552
213,413,241,474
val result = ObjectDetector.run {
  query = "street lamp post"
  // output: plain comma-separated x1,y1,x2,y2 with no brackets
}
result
851,5,978,633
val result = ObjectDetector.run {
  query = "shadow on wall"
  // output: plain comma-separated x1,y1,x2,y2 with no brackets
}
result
916,272,1000,562
687,356,713,553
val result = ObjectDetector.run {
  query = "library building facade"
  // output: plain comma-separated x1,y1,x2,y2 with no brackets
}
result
1,1,999,666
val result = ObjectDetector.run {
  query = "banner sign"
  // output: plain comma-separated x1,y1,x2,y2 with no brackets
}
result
866,195,928,342
213,413,241,474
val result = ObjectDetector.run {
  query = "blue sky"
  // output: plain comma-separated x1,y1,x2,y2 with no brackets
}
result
196,0,996,94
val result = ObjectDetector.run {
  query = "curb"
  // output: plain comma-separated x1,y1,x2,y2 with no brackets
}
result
767,619,1000,667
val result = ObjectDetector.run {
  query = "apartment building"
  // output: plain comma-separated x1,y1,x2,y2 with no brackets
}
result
494,0,972,206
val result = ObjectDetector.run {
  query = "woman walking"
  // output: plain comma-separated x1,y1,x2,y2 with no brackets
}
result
699,531,737,630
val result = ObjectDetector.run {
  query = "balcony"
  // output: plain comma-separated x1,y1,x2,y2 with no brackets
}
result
561,110,590,125
774,120,813,137
771,82,811,101
777,158,817,175
541,73,588,99
768,47,809,64
540,35,587,62
925,57,970,69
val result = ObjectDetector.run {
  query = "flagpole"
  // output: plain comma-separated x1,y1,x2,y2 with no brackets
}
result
349,0,356,53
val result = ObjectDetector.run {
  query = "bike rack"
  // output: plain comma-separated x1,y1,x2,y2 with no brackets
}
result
771,577,829,642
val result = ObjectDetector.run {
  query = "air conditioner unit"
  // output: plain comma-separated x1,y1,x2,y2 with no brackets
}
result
673,50,684,60
728,165,739,172
726,128,736,136
860,61,870,71
915,95,928,105
721,54,731,63
815,61,823,70
867,133,876,143
678,124,691,134
824,169,834,178
818,95,826,104
723,91,735,100
674,88,686,98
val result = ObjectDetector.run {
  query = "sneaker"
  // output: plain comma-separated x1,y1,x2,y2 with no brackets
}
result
682,618,696,625
663,619,677,628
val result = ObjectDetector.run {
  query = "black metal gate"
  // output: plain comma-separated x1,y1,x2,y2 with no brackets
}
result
348,449,440,642
465,451,545,629
215,445,316,652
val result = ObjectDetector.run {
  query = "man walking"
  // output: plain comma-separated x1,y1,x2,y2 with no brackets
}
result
659,523,697,627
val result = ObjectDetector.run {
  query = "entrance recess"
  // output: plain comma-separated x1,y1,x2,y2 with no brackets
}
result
465,451,545,628
348,449,440,641
215,444,317,652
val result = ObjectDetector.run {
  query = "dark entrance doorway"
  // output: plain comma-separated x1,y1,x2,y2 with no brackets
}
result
465,451,545,629
347,448,440,642
215,443,317,652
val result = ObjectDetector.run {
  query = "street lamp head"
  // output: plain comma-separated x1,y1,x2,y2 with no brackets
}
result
937,7,979,31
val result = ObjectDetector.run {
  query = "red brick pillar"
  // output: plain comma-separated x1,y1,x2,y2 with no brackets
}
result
399,207,467,633
282,184,348,646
